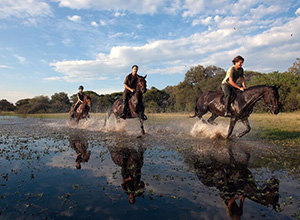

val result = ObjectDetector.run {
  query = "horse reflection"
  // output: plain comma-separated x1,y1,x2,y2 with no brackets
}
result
108,139,146,204
183,142,279,219
69,134,91,169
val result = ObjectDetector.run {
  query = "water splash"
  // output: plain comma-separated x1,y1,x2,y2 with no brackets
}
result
190,121,228,139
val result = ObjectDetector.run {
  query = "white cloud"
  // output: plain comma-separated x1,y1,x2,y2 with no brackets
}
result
49,13,300,81
0,0,52,19
91,21,99,27
67,15,81,22
192,16,212,26
99,19,107,26
296,7,300,15
137,24,143,29
14,54,26,64
0,64,13,69
54,0,174,15
114,11,126,17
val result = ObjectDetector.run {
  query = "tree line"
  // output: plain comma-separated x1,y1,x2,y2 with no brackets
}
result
1,58,300,114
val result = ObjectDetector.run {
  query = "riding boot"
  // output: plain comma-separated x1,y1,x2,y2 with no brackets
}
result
142,113,147,120
120,106,127,119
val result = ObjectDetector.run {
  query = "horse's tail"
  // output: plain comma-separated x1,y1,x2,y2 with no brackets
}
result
104,107,113,126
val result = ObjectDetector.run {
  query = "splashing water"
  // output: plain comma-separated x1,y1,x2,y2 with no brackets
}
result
190,121,228,139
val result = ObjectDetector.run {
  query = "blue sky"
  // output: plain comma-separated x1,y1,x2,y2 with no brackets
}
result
1,0,300,103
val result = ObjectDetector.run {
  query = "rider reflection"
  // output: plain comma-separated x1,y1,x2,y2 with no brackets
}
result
108,138,146,204
69,134,91,169
184,142,279,219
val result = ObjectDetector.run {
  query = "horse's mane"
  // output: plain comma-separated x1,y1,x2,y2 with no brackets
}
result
245,85,272,91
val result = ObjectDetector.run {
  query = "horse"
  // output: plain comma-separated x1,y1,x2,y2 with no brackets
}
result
190,85,280,138
69,95,92,123
104,75,147,134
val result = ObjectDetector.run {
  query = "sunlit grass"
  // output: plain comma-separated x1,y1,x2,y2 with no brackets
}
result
250,112,300,147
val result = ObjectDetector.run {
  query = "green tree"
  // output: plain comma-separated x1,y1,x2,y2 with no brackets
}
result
0,99,15,111
288,58,300,75
144,87,169,113
51,92,71,113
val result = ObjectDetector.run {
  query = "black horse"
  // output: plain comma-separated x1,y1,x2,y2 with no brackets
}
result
104,75,147,134
190,85,280,138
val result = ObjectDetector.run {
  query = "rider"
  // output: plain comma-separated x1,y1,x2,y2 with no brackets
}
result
221,56,247,116
120,65,140,119
72,85,85,118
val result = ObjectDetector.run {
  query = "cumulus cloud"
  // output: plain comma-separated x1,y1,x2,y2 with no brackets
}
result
53,0,175,15
0,0,52,19
91,21,99,27
67,15,81,22
48,12,300,82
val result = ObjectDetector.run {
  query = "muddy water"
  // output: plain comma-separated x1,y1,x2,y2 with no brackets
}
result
0,116,299,220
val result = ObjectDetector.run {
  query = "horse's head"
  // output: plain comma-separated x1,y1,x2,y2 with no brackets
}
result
84,95,92,108
263,86,280,115
136,75,147,93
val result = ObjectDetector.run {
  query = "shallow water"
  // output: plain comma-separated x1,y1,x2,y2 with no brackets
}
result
0,116,299,219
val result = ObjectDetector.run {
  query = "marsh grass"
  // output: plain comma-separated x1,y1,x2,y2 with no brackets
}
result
250,112,300,147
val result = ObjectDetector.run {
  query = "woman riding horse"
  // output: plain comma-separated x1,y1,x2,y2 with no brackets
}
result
221,56,247,116
191,85,280,138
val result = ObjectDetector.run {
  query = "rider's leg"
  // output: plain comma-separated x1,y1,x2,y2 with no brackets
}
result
221,84,232,116
121,92,129,118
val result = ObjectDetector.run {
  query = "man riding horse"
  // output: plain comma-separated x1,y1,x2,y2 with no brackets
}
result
221,56,247,116
120,65,147,120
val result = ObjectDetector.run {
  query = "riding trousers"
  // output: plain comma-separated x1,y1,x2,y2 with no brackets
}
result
221,83,233,112
123,90,133,113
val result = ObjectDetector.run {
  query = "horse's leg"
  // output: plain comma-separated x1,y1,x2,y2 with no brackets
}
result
138,113,145,135
236,118,251,138
226,117,237,139
104,109,112,126
207,113,218,125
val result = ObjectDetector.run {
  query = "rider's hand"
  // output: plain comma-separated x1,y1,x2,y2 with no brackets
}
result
240,87,245,91
131,89,135,93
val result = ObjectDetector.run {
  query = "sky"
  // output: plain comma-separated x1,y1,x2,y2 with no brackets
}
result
1,0,300,103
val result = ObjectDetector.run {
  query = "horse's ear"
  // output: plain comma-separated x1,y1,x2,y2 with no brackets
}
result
144,74,147,79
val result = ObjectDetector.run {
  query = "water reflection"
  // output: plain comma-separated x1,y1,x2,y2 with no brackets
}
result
183,141,279,219
69,134,91,169
108,137,146,204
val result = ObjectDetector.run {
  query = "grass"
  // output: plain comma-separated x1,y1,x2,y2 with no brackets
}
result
1,111,300,147
249,112,300,147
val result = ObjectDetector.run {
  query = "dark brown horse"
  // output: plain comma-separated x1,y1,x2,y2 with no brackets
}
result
190,85,280,138
70,95,92,123
104,75,147,134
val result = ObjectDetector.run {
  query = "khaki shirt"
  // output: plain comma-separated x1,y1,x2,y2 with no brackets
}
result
222,66,244,84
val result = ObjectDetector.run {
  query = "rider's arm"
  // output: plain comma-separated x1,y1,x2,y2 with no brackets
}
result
241,77,246,88
228,77,244,91
124,83,134,92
